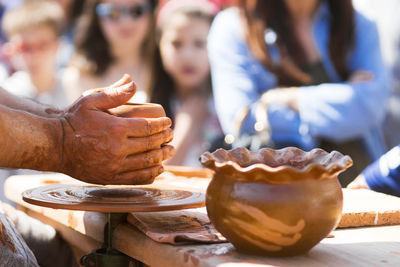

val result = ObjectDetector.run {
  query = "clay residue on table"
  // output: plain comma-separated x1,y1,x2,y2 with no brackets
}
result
179,244,237,266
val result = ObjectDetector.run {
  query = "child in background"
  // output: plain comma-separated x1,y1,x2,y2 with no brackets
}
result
63,0,157,103
151,0,223,166
1,1,68,108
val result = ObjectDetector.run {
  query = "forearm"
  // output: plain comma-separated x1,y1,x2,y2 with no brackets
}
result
0,88,61,117
0,104,62,171
363,145,400,197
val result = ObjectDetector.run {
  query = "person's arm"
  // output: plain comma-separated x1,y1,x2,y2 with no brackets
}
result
208,9,273,136
209,9,389,149
347,145,400,197
0,103,62,170
0,75,175,185
208,9,308,147
0,88,61,117
296,12,389,141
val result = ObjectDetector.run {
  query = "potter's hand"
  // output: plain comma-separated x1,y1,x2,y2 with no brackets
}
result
346,174,370,190
59,75,174,185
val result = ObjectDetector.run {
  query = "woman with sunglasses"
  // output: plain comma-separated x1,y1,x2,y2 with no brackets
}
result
63,0,157,103
208,0,390,185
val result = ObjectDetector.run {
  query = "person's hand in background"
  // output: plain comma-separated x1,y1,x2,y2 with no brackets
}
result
347,174,370,189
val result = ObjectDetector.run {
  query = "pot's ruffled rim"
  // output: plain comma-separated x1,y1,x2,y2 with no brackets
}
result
199,147,353,183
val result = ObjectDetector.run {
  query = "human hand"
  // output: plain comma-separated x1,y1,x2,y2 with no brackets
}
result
58,75,174,185
348,70,374,83
83,75,166,118
346,174,370,190
260,87,299,112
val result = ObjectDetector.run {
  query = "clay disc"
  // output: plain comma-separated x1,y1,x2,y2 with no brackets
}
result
22,185,205,213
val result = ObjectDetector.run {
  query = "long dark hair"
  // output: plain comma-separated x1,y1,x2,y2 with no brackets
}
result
239,0,355,85
150,9,214,120
72,0,157,76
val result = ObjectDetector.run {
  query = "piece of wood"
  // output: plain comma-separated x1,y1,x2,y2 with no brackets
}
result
338,189,400,228
18,206,101,255
113,223,400,267
4,174,400,266
164,165,214,178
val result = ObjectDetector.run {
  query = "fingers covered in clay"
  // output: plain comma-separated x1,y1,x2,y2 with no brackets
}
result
112,165,164,185
126,128,174,154
122,145,175,171
124,117,172,137
60,74,174,185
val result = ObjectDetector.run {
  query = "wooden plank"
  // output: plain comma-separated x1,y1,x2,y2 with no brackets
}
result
5,174,400,229
18,206,101,257
164,165,214,178
4,174,400,266
339,189,400,228
113,223,400,267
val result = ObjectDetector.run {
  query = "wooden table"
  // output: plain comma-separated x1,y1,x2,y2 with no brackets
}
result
4,173,400,267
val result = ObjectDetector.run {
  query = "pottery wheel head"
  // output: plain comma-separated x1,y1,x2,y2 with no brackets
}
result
22,185,205,212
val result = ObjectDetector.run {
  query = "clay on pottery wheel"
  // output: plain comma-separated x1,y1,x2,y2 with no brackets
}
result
109,103,166,118
22,185,205,213
200,147,352,257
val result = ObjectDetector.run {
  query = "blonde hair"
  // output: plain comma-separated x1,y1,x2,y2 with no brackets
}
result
3,1,64,37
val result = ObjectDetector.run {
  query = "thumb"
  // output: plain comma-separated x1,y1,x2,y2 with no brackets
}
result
86,81,136,110
82,74,133,96
110,73,133,88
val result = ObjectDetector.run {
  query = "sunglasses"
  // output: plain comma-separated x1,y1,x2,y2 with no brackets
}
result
96,2,151,21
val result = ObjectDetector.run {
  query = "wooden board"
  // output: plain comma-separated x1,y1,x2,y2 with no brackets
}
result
3,173,400,266
13,202,400,267
113,223,400,267
339,189,400,228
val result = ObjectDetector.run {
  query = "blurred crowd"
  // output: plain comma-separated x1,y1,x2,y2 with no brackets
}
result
1,0,400,196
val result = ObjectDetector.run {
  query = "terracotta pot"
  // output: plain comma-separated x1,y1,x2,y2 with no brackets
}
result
200,147,352,256
109,103,166,118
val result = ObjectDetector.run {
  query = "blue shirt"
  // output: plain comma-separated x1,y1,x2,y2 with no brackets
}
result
208,5,389,159
363,144,400,197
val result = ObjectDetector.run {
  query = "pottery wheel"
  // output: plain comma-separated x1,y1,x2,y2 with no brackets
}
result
22,184,205,213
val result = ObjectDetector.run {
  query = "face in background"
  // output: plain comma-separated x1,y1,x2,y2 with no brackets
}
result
7,25,59,75
159,13,211,91
98,0,152,55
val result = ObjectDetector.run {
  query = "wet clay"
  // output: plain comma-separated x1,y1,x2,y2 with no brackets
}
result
200,147,352,257
109,103,166,118
22,184,205,213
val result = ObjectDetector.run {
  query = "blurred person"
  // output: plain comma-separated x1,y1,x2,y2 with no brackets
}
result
208,0,390,185
52,0,85,35
63,0,157,103
1,1,68,108
49,0,86,69
0,74,174,266
347,144,400,197
151,0,223,166
0,1,70,202
353,0,400,149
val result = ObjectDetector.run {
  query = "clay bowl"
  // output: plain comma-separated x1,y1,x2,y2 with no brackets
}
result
200,147,352,257
109,103,166,118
